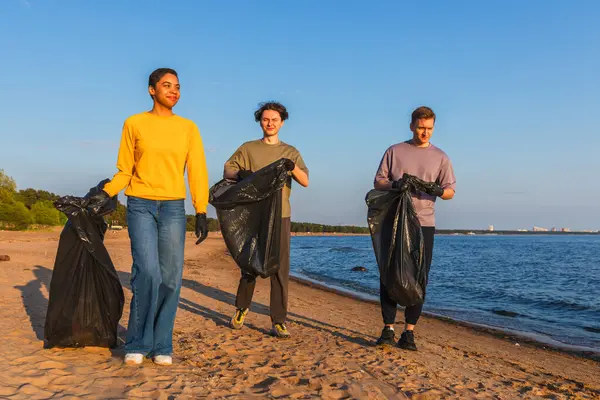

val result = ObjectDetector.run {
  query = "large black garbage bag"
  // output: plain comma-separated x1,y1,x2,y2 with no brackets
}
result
209,159,290,278
44,179,124,348
366,174,432,307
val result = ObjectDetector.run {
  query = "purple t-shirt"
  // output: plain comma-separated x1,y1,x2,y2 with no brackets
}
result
374,141,456,227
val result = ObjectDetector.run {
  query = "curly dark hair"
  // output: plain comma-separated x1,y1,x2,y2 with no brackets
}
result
411,106,436,125
254,101,289,122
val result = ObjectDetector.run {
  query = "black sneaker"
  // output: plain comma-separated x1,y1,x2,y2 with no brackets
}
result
397,330,418,351
375,327,396,347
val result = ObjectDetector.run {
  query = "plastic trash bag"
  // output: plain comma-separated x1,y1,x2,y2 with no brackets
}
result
366,174,432,307
44,179,124,348
209,159,290,278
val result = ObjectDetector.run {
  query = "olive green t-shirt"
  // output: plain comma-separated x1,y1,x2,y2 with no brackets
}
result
223,140,309,218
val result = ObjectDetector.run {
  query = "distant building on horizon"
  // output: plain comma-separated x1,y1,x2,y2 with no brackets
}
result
532,226,549,232
561,228,571,232
488,225,494,231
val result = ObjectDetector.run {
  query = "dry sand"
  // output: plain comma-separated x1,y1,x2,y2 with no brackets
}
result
0,229,598,399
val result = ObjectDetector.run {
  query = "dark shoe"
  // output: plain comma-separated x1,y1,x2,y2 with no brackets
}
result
376,327,396,347
397,330,418,351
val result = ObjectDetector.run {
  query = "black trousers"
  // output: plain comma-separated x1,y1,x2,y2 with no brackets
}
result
380,226,435,326
235,217,291,324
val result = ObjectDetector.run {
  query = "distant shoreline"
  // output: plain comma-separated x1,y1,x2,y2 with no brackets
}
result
290,230,599,236
289,273,600,361
436,230,599,235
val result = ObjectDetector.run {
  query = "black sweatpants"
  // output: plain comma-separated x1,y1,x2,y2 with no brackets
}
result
235,217,291,324
380,226,435,326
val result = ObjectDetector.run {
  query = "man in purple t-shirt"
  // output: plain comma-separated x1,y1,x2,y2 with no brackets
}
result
373,106,456,350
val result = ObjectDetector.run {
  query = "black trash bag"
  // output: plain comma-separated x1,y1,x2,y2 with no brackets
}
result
366,174,432,307
209,159,290,278
44,179,124,348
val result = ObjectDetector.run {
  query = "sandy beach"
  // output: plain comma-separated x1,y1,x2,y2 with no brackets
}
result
0,229,598,399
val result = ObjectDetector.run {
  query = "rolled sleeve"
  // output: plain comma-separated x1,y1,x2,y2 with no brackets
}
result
223,146,248,178
374,147,393,185
438,158,456,192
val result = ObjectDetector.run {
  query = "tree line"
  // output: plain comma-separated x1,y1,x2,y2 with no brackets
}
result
1,169,369,233
290,222,369,234
0,170,67,229
0,169,220,232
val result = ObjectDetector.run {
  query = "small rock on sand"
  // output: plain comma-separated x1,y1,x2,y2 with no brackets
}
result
0,255,9,262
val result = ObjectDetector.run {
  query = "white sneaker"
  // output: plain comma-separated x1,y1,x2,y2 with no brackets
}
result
124,353,144,365
152,355,172,366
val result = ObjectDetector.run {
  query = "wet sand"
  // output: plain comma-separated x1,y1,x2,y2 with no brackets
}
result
0,229,598,399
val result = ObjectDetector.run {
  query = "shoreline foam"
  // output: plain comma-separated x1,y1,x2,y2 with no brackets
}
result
290,272,600,361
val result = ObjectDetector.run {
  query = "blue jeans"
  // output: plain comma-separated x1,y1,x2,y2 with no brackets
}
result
125,196,186,356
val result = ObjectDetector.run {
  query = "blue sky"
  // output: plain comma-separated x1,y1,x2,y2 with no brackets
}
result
1,0,599,230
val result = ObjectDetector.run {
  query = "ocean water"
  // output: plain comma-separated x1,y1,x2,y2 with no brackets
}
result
290,234,600,352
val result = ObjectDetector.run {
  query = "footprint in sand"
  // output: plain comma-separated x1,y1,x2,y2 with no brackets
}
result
37,360,69,370
14,383,56,399
0,386,17,397
46,368,70,376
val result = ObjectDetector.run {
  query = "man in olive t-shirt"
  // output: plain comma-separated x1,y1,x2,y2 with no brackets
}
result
223,101,309,338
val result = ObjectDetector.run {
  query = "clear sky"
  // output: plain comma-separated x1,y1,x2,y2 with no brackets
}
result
1,0,599,230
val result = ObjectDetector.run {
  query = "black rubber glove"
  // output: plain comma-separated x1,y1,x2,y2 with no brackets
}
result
391,179,408,191
86,190,111,215
424,183,445,197
283,158,295,171
237,170,252,181
195,213,208,245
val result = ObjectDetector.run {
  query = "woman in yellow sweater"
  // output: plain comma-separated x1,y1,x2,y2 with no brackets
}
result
88,68,209,366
